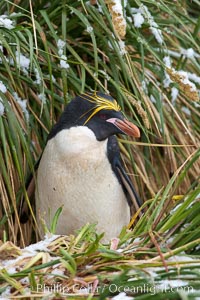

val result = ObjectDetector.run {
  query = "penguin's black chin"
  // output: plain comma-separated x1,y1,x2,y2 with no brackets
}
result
106,118,140,138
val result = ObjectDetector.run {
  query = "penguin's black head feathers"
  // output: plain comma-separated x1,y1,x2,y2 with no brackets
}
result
48,92,140,141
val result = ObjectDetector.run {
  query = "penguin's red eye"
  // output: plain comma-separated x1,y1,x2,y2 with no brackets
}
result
99,114,107,120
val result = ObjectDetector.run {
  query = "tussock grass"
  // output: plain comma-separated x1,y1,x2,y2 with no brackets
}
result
1,190,200,298
0,0,200,298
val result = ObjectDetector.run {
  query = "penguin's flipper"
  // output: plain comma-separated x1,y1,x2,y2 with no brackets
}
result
107,136,142,214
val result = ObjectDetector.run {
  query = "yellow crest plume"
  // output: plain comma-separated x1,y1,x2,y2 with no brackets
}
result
80,93,121,125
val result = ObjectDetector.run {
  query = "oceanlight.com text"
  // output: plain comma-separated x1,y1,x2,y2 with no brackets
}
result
36,283,194,295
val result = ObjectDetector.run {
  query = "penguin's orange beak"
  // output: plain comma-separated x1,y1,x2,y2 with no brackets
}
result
106,118,140,138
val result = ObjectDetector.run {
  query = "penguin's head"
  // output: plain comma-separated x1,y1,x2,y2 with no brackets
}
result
48,92,140,141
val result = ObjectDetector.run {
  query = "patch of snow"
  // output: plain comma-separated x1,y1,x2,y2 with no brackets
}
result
57,39,66,57
140,5,163,44
196,244,200,250
157,279,188,289
112,292,133,300
150,95,156,103
127,277,138,282
118,40,127,55
171,87,179,104
52,268,64,276
133,12,144,28
177,70,196,92
38,93,46,104
141,80,148,94
150,23,163,44
86,26,93,34
60,54,69,69
163,73,172,88
111,0,124,15
1,235,61,275
77,287,91,294
181,106,191,116
0,15,14,29
133,237,142,243
47,74,56,83
163,56,171,68
155,48,200,59
116,248,124,253
166,236,175,245
20,276,29,285
96,1,103,13
25,234,60,254
13,92,29,120
0,101,4,116
99,70,111,81
170,203,182,215
187,72,200,85
130,8,140,14
147,269,158,278
85,265,93,269
34,67,42,85
7,267,16,274
167,255,195,262
163,56,173,88
194,101,200,108
0,81,7,93
0,286,11,298
181,48,195,59
13,51,30,75
108,38,127,55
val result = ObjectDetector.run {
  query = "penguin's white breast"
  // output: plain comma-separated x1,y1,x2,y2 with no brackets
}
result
36,126,130,240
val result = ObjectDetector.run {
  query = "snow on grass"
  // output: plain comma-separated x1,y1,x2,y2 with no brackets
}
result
187,72,200,85
60,54,70,69
12,50,30,75
130,5,163,42
57,39,66,56
38,92,47,104
56,39,70,69
0,81,7,115
181,48,196,59
25,233,60,254
108,38,127,56
0,81,7,93
167,255,195,263
141,79,149,94
140,4,163,44
171,87,179,103
157,279,189,289
0,101,4,116
13,92,29,120
181,106,191,115
0,286,11,299
155,48,200,59
176,70,197,92
111,292,133,300
118,40,127,55
150,95,157,104
163,56,172,88
86,25,93,34
163,56,171,68
0,15,14,29
0,234,61,275
34,67,42,85
133,12,144,28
